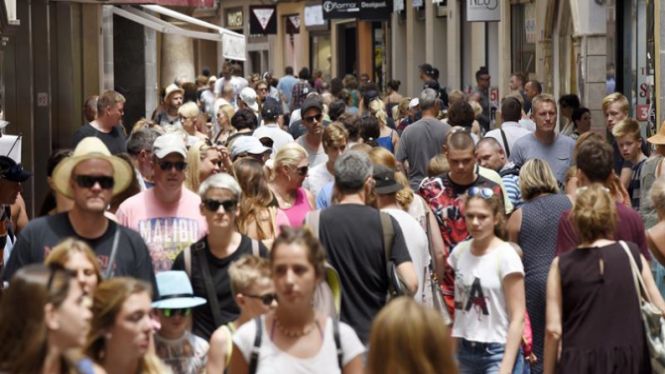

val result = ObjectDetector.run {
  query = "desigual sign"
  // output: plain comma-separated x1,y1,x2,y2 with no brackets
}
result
322,0,392,20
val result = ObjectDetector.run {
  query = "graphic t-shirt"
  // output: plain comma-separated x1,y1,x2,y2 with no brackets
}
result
1,213,155,287
116,188,207,272
155,331,209,374
418,173,503,316
448,240,524,343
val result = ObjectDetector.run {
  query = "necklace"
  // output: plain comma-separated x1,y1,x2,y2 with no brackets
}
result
274,315,316,338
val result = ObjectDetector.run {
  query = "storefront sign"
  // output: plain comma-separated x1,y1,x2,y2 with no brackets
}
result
322,0,392,21
304,5,326,27
226,9,243,29
466,0,500,22
250,6,277,35
286,15,301,34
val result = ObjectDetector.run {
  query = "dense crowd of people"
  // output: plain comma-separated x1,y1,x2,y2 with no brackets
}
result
0,61,663,374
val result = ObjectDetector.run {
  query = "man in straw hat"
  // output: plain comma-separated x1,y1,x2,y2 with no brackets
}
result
116,132,207,273
1,137,156,286
154,83,185,131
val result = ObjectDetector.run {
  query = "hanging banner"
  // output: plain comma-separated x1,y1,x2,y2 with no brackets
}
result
222,32,246,61
322,0,392,21
286,15,301,34
304,4,326,27
250,6,277,35
393,0,404,12
466,0,500,22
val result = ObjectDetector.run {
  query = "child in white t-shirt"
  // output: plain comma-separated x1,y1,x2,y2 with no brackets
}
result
448,186,526,374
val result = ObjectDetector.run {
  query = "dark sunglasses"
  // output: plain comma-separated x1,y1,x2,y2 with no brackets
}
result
74,175,115,190
161,308,192,318
303,113,322,123
203,199,238,212
244,293,277,306
467,186,495,199
158,160,188,171
295,166,308,177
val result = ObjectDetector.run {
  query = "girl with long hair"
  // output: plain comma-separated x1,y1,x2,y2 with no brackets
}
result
369,99,399,153
449,188,526,373
229,226,364,373
184,140,223,192
234,157,289,248
86,277,168,374
0,264,94,374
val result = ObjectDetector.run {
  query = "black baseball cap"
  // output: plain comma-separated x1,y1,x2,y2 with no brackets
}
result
0,156,31,182
261,97,282,120
301,96,323,114
373,165,401,195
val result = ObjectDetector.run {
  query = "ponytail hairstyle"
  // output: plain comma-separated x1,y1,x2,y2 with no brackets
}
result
368,98,388,128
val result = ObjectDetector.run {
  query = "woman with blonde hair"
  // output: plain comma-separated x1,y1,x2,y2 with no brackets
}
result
45,238,102,295
506,159,572,373
268,143,314,228
86,277,169,374
369,98,399,153
178,102,207,145
185,140,222,192
214,100,236,145
0,264,95,374
544,184,665,373
234,157,289,248
367,297,457,374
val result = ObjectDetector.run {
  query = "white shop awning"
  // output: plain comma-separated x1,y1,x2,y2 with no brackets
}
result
112,5,246,61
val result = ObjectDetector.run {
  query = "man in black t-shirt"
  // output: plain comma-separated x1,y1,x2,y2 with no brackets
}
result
2,137,155,288
172,173,268,340
313,151,417,344
72,90,127,155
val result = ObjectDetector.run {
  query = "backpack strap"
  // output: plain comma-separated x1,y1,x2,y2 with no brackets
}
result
499,128,510,158
251,239,260,257
332,318,343,369
184,246,192,278
379,212,396,294
103,227,121,279
304,210,321,238
195,242,224,327
248,317,263,374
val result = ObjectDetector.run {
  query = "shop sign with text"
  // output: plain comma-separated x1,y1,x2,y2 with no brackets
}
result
322,0,392,21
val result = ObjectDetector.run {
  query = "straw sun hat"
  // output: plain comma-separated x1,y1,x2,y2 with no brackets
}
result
52,137,133,198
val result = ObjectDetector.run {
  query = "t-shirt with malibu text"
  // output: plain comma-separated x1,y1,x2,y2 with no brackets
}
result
116,188,207,272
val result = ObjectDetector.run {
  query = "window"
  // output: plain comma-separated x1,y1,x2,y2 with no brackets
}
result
510,3,536,79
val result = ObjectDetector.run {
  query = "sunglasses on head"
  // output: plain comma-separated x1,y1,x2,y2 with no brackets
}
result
467,186,495,199
160,308,192,318
244,292,277,306
203,198,238,212
158,160,187,171
74,175,115,190
303,113,322,123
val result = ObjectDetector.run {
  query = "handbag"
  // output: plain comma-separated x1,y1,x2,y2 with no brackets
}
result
619,240,665,373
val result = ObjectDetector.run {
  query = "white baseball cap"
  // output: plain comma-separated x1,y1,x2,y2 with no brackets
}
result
230,136,272,160
409,98,420,109
239,87,259,112
153,133,187,159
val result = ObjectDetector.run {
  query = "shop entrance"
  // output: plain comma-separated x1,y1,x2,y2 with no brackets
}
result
337,22,357,77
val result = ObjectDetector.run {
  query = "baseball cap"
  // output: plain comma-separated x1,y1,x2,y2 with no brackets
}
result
239,87,259,112
261,97,282,120
153,133,187,159
373,164,401,195
0,156,31,183
230,136,272,160
409,98,420,109
301,96,323,115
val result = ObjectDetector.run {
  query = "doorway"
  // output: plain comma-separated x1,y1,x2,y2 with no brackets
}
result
337,22,357,77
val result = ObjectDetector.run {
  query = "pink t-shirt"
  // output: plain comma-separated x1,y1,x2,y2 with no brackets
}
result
280,187,312,228
116,188,208,272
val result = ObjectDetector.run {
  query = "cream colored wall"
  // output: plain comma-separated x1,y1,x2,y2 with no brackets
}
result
274,2,309,79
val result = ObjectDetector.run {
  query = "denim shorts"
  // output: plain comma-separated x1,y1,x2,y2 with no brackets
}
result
457,339,529,374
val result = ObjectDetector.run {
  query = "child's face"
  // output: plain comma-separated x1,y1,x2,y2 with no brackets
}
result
617,134,642,161
239,279,277,318
156,308,191,338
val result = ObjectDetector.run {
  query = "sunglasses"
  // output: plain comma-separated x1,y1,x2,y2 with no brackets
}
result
244,293,277,306
467,186,495,199
74,175,115,190
303,113,322,123
295,165,308,177
158,160,188,171
160,308,192,318
203,199,238,212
